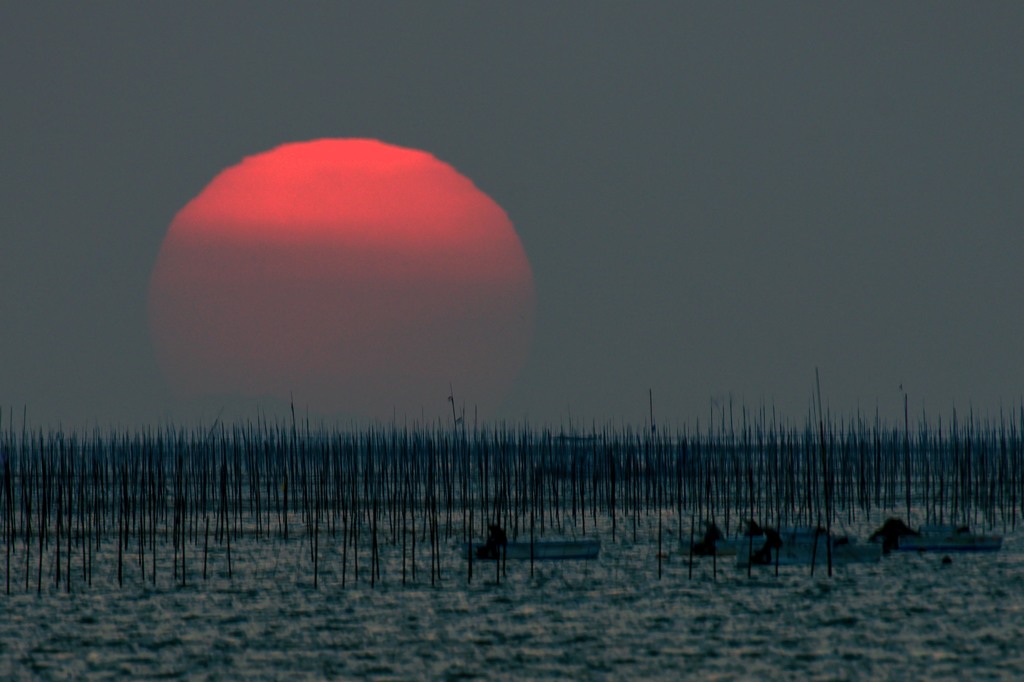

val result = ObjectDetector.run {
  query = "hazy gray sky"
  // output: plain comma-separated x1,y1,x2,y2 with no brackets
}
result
3,3,1023,430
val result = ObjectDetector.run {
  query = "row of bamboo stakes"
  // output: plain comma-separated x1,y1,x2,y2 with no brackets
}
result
2,404,1022,593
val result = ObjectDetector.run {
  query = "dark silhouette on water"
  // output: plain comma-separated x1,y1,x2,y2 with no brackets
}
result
691,523,724,556
744,520,783,565
476,524,508,560
869,518,920,553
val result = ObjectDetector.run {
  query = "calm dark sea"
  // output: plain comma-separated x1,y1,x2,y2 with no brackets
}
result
2,514,1021,680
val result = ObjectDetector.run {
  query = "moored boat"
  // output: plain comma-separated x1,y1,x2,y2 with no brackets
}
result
869,518,1003,553
895,524,1002,553
735,526,882,568
461,539,601,561
689,523,736,557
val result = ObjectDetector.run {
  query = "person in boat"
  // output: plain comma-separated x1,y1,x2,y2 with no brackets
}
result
692,522,723,556
744,520,783,565
869,518,919,553
743,519,765,538
477,524,508,560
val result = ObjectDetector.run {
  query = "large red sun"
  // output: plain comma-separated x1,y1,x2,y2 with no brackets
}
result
149,139,534,420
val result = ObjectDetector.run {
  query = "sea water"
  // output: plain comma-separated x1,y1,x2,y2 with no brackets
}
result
1,514,1021,680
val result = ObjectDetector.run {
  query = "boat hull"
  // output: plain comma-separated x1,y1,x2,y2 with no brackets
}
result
896,525,1003,552
462,540,601,561
734,528,882,568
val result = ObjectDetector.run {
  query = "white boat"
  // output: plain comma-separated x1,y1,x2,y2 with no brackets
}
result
688,537,738,557
461,539,601,561
895,524,1003,553
735,527,882,568
707,541,738,557
870,519,1004,553
688,523,738,557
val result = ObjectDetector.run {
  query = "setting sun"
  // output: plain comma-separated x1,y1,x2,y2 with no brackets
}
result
148,139,535,420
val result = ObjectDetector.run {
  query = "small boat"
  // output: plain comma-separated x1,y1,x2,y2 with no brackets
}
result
690,537,738,557
689,522,738,557
735,527,882,568
869,518,1003,553
461,539,601,561
894,524,1003,553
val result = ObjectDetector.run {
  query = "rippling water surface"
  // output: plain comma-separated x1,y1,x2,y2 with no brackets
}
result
2,518,1022,680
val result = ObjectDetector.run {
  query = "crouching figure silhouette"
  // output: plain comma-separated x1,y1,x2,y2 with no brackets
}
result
477,524,508,560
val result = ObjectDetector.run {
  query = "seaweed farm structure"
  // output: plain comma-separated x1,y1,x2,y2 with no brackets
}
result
1,409,1022,594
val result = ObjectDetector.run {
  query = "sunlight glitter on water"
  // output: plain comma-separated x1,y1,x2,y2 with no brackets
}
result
2,514,1022,680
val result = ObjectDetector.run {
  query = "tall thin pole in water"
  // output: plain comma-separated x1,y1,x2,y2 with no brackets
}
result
313,505,319,590
203,516,209,580
5,451,10,595
816,369,832,577
687,510,695,580
530,495,535,579
649,389,655,437
904,390,911,525
747,469,754,579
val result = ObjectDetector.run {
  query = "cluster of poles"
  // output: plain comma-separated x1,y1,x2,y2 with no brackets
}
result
2,403,1023,594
